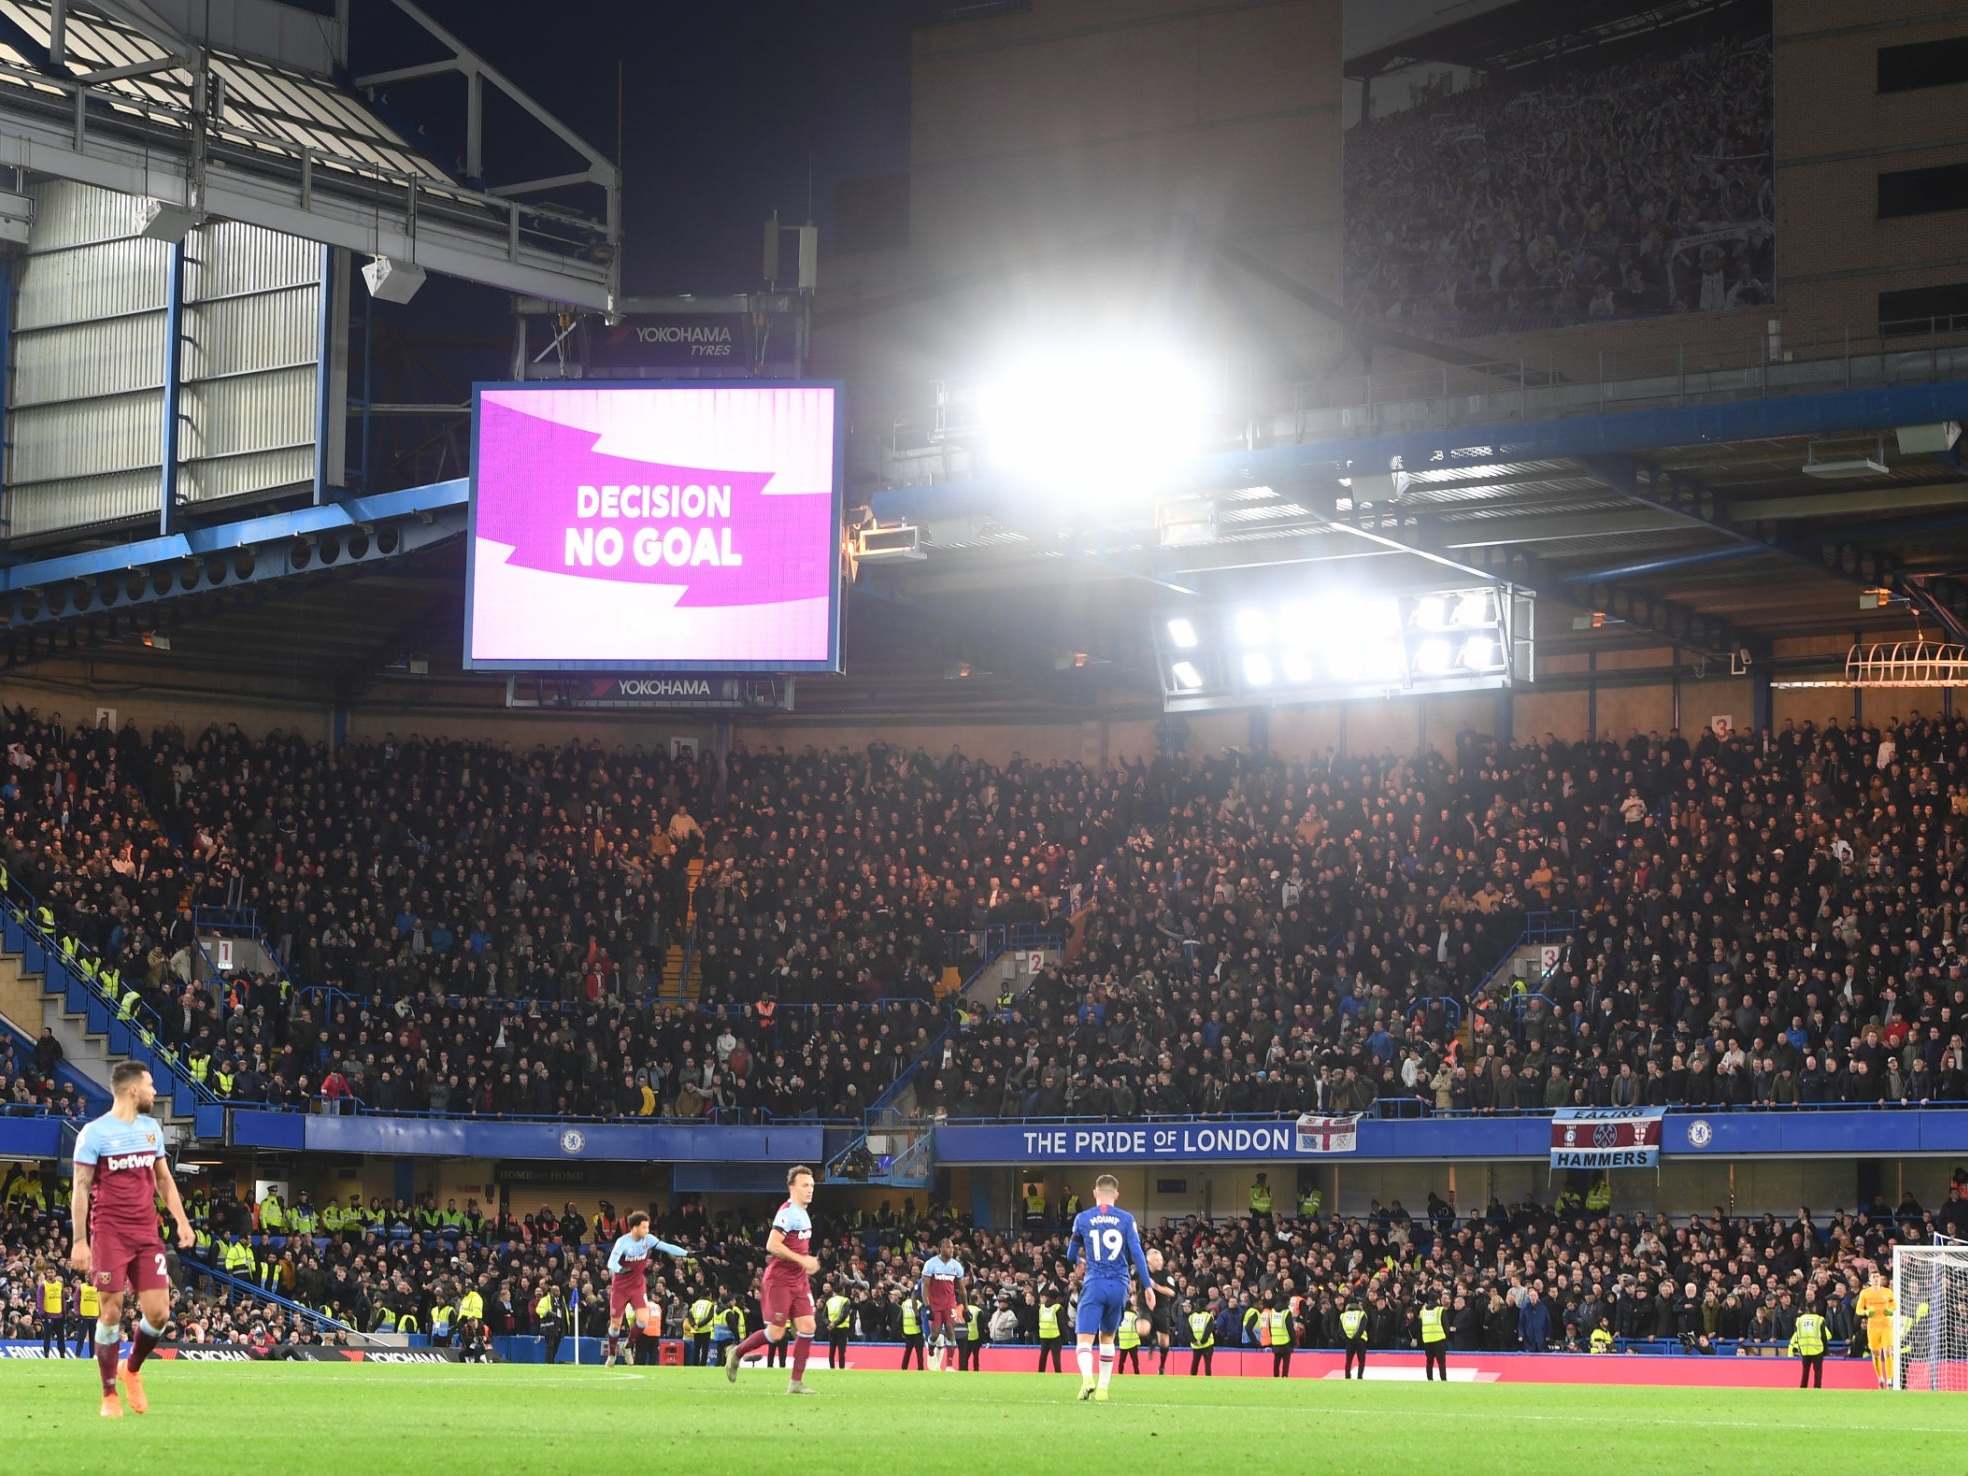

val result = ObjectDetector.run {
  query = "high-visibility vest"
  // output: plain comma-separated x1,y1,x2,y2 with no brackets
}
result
965,1305,982,1342
1585,1179,1611,1212
188,1055,210,1084
321,1205,343,1232
1791,1313,1827,1357
1268,1312,1293,1348
259,1198,286,1231
1249,1183,1272,1214
1119,1315,1141,1351
1299,1191,1323,1217
1063,1195,1081,1219
290,1207,316,1235
825,1295,850,1330
688,1298,714,1334
1242,1307,1261,1343
1420,1306,1446,1344
79,1284,98,1319
223,1241,254,1275
901,1298,921,1336
398,1312,420,1334
213,1070,234,1097
1340,1308,1367,1340
40,1279,62,1314
1038,1303,1062,1339
1025,1192,1045,1217
1590,1327,1614,1354
1188,1312,1214,1349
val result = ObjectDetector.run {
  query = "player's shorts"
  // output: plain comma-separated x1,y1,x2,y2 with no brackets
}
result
92,1227,170,1297
1148,1300,1175,1336
760,1275,814,1326
1076,1280,1127,1338
927,1302,961,1335
608,1278,653,1323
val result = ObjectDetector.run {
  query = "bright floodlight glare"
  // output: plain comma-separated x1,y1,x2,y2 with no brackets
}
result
1414,595,1448,630
975,341,1211,501
1460,635,1501,670
1166,617,1198,650
1415,637,1454,675
1170,660,1203,691
1234,608,1273,648
1453,590,1493,628
1280,650,1315,684
1243,652,1274,687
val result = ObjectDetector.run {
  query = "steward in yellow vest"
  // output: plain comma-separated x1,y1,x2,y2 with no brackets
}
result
1790,1309,1830,1388
1036,1294,1064,1373
1590,1323,1614,1354
1340,1303,1369,1380
1187,1308,1216,1375
1419,1297,1448,1381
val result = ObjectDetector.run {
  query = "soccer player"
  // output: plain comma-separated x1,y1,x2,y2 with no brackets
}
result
603,1210,690,1367
70,1062,193,1418
726,1164,820,1394
921,1236,966,1372
1066,1173,1155,1402
1857,1268,1896,1389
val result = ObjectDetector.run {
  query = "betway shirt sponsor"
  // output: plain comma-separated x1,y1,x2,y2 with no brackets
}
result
73,1111,165,1235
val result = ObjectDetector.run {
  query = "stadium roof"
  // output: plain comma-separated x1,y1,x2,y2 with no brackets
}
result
1345,0,1747,80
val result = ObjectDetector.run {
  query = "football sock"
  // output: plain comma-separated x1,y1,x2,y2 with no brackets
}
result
126,1319,164,1374
94,1321,121,1395
1098,1345,1115,1390
1158,1346,1169,1374
791,1334,812,1380
605,1334,619,1361
733,1329,770,1360
1075,1345,1093,1382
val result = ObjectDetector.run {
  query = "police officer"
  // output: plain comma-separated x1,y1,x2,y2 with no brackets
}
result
823,1284,853,1368
1187,1303,1216,1376
1419,1287,1449,1381
1249,1172,1274,1228
1037,1285,1065,1373
1790,1301,1829,1388
1340,1299,1370,1379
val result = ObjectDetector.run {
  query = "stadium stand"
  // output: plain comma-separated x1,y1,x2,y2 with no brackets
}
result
2,704,1966,1122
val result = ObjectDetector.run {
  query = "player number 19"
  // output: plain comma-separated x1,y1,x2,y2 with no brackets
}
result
1092,1227,1124,1261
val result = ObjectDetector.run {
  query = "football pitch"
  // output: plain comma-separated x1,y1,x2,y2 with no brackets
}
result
9,1362,1968,1475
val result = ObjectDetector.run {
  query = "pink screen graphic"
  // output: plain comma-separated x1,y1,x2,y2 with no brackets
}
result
468,385,838,668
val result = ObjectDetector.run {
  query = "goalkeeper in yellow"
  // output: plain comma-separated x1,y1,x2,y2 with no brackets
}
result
1856,1269,1895,1388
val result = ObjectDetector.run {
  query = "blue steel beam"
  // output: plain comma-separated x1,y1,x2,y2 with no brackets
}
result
312,243,334,506
868,378,1968,525
1560,545,1759,583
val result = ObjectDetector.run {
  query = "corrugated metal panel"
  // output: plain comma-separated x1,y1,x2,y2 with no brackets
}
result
6,471,160,538
8,391,164,483
10,313,166,407
15,237,170,331
180,447,315,507
25,179,142,253
181,286,319,382
189,221,320,301
179,366,318,462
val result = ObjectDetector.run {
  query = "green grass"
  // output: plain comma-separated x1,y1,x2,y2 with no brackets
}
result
8,1362,1968,1475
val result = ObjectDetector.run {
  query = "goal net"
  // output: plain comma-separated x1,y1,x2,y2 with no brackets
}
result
1891,1239,1968,1392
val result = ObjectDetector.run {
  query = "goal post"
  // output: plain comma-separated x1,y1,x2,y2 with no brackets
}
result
1891,1239,1968,1391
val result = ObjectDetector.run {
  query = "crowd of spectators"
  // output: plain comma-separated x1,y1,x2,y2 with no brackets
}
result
1342,23,1774,336
11,1167,1968,1358
3,701,1968,1124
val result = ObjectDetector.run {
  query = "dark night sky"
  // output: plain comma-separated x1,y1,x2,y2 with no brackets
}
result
362,0,919,295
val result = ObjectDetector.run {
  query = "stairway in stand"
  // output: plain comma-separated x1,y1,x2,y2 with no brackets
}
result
658,857,705,1002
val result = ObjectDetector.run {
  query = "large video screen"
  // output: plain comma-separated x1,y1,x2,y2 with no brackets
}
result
466,383,842,672
1342,0,1773,338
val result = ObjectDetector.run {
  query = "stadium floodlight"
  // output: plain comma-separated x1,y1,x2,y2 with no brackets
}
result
1170,660,1204,691
1166,617,1199,650
1453,590,1494,628
1414,595,1449,631
1280,649,1315,684
1243,652,1274,687
1460,635,1501,670
1234,608,1273,648
1415,637,1454,676
974,340,1211,502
